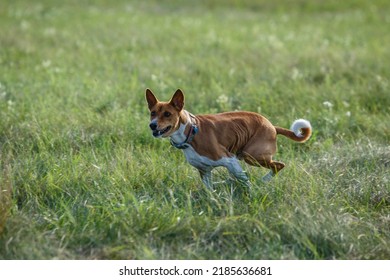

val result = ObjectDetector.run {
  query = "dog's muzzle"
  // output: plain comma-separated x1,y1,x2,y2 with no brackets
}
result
149,121,171,137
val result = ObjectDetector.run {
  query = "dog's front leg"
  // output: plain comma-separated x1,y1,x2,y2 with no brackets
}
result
224,157,251,187
199,169,213,189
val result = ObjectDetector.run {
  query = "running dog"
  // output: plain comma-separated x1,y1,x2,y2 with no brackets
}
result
145,88,312,188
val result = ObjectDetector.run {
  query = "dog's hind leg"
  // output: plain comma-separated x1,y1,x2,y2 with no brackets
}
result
261,159,285,182
241,136,285,183
243,153,285,183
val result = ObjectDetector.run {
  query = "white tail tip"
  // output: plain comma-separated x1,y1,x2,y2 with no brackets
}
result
290,119,312,138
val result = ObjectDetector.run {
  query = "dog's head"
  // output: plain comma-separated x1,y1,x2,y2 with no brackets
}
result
145,88,184,138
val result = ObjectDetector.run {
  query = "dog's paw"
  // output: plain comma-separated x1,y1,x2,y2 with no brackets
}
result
262,171,275,183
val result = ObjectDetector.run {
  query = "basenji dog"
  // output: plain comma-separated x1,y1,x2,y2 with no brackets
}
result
145,88,312,188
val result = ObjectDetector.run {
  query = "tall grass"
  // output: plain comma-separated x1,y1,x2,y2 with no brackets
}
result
0,162,12,235
0,0,389,259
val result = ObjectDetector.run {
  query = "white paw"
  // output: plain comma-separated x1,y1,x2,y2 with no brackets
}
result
262,171,275,183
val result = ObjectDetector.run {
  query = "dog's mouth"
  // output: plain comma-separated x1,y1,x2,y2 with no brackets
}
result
152,125,172,137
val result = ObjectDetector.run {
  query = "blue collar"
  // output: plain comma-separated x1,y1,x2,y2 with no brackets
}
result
170,123,198,149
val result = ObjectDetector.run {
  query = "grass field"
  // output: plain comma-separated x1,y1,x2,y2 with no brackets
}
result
0,0,389,259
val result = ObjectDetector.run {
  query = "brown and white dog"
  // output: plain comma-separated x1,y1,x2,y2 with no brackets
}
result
145,88,312,188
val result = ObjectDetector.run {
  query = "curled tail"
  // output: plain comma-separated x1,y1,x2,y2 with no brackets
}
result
275,119,312,143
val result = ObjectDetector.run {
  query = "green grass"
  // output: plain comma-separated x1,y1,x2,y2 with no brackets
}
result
1,0,389,259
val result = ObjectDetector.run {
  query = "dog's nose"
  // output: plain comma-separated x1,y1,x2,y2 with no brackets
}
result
149,122,157,130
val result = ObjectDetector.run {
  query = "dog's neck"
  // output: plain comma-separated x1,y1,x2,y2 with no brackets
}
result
170,110,197,145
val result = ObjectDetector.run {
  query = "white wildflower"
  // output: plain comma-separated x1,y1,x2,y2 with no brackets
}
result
216,94,229,105
342,101,350,107
323,101,333,108
42,60,51,68
8,100,15,110
291,67,301,80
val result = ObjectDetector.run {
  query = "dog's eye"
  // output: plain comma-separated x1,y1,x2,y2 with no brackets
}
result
151,111,156,117
164,111,171,117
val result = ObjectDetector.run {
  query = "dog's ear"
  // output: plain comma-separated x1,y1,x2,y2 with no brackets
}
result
169,89,185,111
146,88,158,110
